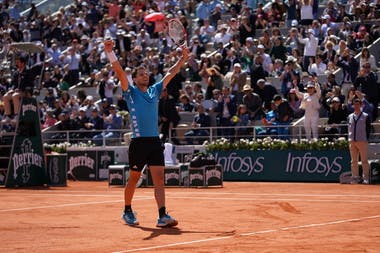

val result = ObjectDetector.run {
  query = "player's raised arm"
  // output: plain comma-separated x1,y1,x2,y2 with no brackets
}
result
104,39,129,91
162,46,189,89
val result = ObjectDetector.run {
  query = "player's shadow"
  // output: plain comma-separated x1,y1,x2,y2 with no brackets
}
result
134,226,236,240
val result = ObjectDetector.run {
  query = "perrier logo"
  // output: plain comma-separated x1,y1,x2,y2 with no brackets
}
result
12,138,43,183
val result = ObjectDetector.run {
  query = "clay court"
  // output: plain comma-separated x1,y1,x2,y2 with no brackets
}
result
1,181,380,253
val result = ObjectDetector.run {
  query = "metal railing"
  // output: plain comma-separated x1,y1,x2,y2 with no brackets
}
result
41,129,132,147
170,122,380,145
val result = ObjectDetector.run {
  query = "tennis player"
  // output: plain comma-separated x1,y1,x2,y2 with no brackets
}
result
104,39,189,227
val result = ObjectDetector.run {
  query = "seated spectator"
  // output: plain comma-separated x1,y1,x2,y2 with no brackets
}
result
259,100,279,136
324,97,348,138
177,94,195,112
232,104,251,137
308,54,326,75
84,106,105,137
205,65,224,100
41,109,57,130
242,84,262,120
224,63,247,104
93,104,122,145
184,104,211,145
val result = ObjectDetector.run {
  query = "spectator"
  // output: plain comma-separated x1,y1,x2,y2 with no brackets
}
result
239,15,255,45
348,98,371,184
158,88,181,143
205,65,224,100
295,81,321,140
288,88,304,118
269,36,288,64
215,86,237,139
41,109,57,130
224,63,247,104
337,48,359,102
324,96,348,138
308,54,327,75
254,79,278,111
299,0,314,26
280,57,300,96
273,94,293,139
298,29,319,71
242,84,262,120
184,104,211,144
177,94,195,112
63,46,81,87
232,104,251,137
93,104,122,145
353,63,379,120
84,106,104,137
359,47,377,71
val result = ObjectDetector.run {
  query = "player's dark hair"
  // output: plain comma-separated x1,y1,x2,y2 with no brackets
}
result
132,65,147,78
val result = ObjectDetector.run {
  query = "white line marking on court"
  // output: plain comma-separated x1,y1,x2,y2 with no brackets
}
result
0,197,153,212
113,214,380,253
4,192,380,199
168,196,380,203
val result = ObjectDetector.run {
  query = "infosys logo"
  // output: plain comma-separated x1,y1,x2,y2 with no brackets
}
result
214,152,264,176
285,152,343,176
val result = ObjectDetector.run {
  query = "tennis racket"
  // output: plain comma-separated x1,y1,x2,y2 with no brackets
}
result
168,19,187,47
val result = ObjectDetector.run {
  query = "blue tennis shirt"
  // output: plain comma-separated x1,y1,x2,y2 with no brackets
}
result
123,81,163,138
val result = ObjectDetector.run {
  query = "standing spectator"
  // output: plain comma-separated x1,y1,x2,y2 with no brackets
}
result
84,106,105,138
347,98,371,184
239,15,255,45
284,0,298,28
354,63,379,120
298,29,319,71
337,48,359,102
158,88,181,143
256,79,278,111
299,0,314,26
196,0,212,25
288,88,304,119
63,46,81,87
273,94,293,139
269,36,288,64
215,86,237,139
280,58,300,96
295,81,321,140
205,65,224,100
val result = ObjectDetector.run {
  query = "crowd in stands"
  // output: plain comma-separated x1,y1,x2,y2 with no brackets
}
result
0,0,379,144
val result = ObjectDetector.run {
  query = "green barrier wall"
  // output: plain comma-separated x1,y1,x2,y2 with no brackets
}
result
213,150,351,182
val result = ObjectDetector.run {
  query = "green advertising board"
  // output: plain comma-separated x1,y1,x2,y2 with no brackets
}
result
213,150,351,182
6,97,46,187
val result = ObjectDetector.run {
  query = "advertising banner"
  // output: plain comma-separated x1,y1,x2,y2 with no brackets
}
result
213,150,351,182
46,154,67,186
6,97,46,187
67,150,97,180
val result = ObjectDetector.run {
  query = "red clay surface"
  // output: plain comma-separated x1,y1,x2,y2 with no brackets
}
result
1,181,380,253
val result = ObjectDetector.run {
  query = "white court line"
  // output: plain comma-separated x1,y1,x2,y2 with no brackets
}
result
0,197,153,212
1,195,380,213
168,196,380,204
4,191,380,198
112,214,380,253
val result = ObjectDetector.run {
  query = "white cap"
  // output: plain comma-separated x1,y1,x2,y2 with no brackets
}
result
291,20,298,27
234,63,242,68
257,44,265,49
323,14,331,19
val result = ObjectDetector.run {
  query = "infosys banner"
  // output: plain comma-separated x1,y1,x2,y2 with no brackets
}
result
213,150,351,182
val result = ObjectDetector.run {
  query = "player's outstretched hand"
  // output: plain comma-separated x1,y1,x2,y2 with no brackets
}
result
104,39,114,53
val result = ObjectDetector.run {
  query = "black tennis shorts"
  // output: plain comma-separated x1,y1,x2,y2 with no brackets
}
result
128,137,165,171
